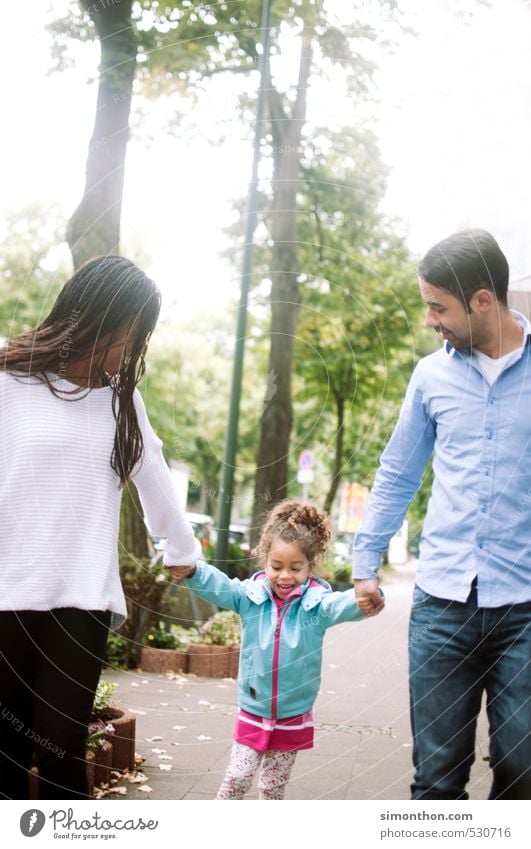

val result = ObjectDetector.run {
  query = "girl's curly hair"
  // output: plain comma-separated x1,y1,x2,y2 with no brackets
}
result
253,499,331,569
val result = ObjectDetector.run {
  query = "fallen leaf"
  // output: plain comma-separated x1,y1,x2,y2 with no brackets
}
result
159,702,169,707
145,736,163,742
198,700,210,706
130,682,140,688
172,725,186,731
128,773,148,784
142,680,149,685
159,764,172,771
129,709,146,715
216,684,228,689
107,786,127,795
151,748,166,754
159,755,173,760
138,785,153,793
197,735,212,741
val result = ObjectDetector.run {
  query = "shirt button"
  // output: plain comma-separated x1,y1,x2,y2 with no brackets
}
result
478,542,484,549
489,397,495,405
487,431,493,439
484,469,490,476
481,504,487,513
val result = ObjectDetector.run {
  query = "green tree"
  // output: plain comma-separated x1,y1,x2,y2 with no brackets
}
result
0,205,68,337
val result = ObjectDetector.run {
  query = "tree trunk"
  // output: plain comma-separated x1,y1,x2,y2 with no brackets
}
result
251,35,312,546
66,1,149,559
324,393,345,515
66,0,136,270
119,483,150,558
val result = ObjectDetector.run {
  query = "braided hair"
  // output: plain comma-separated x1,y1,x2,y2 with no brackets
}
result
254,499,331,570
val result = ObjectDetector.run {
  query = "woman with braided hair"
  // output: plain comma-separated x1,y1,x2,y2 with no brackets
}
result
169,499,379,800
0,256,200,799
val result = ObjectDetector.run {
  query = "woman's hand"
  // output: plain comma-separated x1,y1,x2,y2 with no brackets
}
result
165,565,197,582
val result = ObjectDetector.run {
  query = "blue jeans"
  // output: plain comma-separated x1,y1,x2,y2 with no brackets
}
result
409,582,531,800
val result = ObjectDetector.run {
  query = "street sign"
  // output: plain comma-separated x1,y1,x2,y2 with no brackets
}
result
298,450,314,470
297,468,314,484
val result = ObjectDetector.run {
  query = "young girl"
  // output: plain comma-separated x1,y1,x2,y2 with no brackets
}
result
169,499,378,800
0,256,200,799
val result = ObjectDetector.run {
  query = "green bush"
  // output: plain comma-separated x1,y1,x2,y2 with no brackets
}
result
197,610,240,646
145,627,179,649
104,633,129,669
92,680,117,719
202,542,255,580
116,555,171,667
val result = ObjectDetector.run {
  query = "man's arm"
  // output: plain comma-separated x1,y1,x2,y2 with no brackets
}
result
353,364,436,613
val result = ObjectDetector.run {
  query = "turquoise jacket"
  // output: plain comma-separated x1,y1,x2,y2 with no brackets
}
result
184,561,366,719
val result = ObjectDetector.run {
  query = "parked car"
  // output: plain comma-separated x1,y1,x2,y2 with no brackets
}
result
185,512,215,551
227,523,251,557
150,514,251,558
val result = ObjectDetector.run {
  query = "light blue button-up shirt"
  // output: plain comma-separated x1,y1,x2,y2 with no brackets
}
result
353,312,531,607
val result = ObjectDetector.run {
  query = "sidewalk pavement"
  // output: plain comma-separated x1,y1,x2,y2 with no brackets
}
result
101,569,492,800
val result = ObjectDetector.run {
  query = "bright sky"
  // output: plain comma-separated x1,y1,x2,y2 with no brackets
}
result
2,0,531,325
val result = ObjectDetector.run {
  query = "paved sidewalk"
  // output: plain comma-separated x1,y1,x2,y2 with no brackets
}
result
101,570,491,800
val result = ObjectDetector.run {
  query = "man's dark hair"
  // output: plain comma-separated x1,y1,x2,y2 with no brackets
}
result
419,229,509,307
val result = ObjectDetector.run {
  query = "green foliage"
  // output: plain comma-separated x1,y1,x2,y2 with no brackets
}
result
197,610,241,647
117,555,172,667
104,634,129,670
0,205,69,339
91,680,117,719
202,542,255,580
144,624,197,649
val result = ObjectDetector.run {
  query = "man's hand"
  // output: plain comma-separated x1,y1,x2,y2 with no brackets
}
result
166,565,197,582
354,578,385,617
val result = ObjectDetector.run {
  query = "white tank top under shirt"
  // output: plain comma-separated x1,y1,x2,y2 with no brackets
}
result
471,321,526,386
0,372,201,629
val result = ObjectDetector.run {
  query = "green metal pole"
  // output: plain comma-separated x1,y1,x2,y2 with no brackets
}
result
214,0,273,569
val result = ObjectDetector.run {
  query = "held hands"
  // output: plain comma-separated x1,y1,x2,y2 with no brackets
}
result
165,565,197,582
354,578,385,617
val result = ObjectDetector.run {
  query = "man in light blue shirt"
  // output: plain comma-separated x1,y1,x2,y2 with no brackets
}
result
353,229,531,800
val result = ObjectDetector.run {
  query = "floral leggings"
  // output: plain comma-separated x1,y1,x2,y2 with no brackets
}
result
217,742,297,800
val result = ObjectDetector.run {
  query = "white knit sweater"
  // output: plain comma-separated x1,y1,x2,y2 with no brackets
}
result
0,371,201,629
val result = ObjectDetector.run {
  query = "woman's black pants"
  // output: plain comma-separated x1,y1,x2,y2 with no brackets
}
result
0,608,110,800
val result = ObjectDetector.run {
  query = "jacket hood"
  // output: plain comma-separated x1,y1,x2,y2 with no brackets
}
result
245,570,332,611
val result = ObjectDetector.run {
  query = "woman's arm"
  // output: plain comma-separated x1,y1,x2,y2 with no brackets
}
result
129,390,201,566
